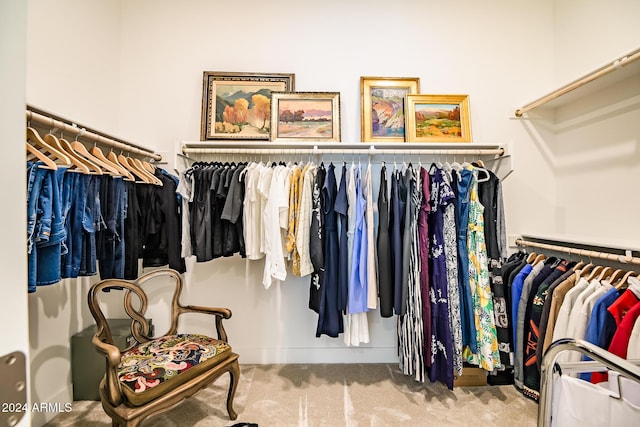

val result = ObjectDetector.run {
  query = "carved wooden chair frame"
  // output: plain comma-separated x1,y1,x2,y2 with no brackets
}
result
87,269,239,426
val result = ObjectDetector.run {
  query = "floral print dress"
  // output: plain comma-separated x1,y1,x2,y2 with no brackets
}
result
463,170,501,371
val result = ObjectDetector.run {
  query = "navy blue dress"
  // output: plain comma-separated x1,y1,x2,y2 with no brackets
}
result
377,165,393,317
315,163,343,337
391,169,405,315
428,166,455,389
334,164,349,313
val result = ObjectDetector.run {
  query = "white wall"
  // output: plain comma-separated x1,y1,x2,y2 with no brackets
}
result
26,1,122,425
1,0,30,425
512,0,640,245
115,0,558,363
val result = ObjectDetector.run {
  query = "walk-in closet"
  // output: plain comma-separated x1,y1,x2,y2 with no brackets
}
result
2,1,640,426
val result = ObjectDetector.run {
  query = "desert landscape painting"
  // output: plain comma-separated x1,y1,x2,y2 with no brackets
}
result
414,103,462,138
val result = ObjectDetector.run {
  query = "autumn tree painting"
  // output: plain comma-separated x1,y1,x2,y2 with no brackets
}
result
251,94,270,130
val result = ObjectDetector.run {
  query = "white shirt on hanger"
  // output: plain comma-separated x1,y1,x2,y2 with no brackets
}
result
176,170,194,258
364,162,377,310
553,277,590,343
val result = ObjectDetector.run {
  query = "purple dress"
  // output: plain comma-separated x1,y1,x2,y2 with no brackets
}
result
418,167,431,367
428,165,455,389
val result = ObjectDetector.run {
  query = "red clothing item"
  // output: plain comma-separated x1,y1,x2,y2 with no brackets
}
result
591,295,640,383
608,289,640,325
608,300,640,358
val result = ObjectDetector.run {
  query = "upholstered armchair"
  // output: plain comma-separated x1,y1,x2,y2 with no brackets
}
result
87,269,240,426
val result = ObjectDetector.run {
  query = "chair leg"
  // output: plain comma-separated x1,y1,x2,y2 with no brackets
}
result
226,360,240,420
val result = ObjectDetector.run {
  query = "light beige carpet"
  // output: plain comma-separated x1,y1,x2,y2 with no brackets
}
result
46,364,538,426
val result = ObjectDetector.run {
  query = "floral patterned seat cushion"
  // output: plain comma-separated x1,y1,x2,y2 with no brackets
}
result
117,334,231,406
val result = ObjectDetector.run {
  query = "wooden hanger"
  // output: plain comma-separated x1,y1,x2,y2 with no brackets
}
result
44,133,90,174
71,140,120,175
90,146,134,180
597,266,613,282
575,262,594,279
107,151,135,181
585,265,604,282
118,154,161,185
526,252,537,264
26,127,71,166
606,269,624,286
132,158,162,185
59,138,103,175
572,260,585,271
141,159,156,174
118,154,149,183
533,253,547,266
26,142,57,170
613,271,635,290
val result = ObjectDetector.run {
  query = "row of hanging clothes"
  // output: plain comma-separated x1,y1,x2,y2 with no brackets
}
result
26,125,185,293
504,245,640,402
178,154,509,389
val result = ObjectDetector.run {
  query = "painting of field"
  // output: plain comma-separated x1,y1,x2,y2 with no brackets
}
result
277,99,334,138
414,103,462,138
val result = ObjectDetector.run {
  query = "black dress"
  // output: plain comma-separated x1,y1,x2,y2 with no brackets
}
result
316,163,343,338
377,165,393,318
308,164,325,313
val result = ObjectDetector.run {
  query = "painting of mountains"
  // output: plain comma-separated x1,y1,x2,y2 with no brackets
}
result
201,72,294,140
370,87,410,138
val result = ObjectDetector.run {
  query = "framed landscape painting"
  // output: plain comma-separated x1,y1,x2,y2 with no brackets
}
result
200,71,295,140
360,76,420,142
404,94,472,142
270,92,341,142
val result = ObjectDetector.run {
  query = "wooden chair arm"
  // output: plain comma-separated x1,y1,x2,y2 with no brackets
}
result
92,335,124,406
182,305,232,319
180,305,233,342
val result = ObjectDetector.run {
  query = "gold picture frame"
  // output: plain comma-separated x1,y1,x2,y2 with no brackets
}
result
404,94,472,142
200,71,295,140
270,92,341,142
360,76,420,142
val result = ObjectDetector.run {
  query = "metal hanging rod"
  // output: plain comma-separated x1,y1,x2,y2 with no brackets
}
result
515,237,640,265
181,142,506,157
26,106,162,161
538,339,640,427
514,47,640,117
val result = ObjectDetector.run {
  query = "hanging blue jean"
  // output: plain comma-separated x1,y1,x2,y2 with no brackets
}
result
456,168,477,353
61,173,88,279
27,162,51,292
79,175,101,276
36,167,69,286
